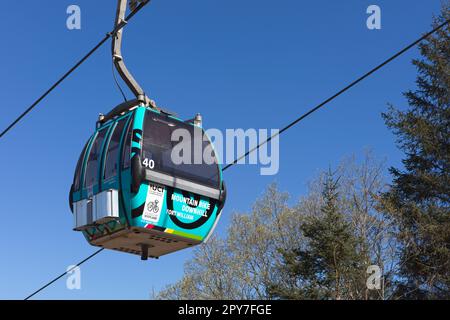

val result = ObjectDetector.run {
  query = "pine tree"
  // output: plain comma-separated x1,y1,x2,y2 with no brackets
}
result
380,5,450,299
269,171,364,299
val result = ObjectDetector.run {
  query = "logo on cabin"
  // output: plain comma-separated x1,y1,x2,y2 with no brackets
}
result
146,199,160,213
166,187,217,230
142,183,165,223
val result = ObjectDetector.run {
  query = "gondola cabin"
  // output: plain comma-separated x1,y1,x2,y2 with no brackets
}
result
69,105,226,260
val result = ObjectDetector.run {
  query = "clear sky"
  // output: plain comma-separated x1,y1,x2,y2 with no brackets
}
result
0,0,444,299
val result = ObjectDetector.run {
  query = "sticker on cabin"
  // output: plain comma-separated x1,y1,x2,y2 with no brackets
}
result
169,194,210,221
165,188,216,230
142,183,165,223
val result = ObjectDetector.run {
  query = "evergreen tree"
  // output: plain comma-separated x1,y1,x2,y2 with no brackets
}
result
269,171,364,299
380,5,450,299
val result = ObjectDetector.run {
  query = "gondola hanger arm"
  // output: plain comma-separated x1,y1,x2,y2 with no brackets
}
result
112,0,156,108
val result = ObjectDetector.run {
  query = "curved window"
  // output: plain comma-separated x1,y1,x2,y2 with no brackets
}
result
104,117,128,180
73,140,89,192
122,117,133,169
142,111,220,188
84,128,108,189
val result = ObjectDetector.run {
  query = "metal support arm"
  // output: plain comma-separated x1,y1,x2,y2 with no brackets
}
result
112,0,151,106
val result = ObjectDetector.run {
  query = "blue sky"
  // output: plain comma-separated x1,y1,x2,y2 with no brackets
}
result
0,0,444,299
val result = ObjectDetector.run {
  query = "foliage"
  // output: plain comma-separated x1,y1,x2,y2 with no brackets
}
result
379,4,450,299
157,153,394,300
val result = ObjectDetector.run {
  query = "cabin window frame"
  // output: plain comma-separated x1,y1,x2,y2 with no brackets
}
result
82,126,110,191
141,110,220,189
102,116,129,182
73,139,90,192
121,115,134,170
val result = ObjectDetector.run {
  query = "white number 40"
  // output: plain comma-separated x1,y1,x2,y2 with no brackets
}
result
142,158,155,169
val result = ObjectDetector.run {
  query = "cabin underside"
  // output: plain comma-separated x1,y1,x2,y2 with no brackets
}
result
90,227,200,259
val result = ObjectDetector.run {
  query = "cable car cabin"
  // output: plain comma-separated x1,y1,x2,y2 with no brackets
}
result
69,105,226,260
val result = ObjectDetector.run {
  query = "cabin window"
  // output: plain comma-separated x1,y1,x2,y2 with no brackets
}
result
84,128,108,189
122,117,133,169
142,111,220,188
104,117,127,180
73,141,89,192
